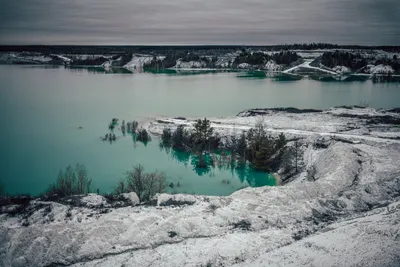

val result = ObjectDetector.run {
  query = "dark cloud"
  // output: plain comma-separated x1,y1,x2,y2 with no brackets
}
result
0,0,399,45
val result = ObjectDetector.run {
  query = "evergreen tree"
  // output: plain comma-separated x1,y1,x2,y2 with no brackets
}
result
193,118,214,151
193,118,214,168
172,125,187,151
275,133,287,151
161,128,172,145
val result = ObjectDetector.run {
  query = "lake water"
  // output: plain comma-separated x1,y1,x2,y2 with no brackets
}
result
1,65,399,196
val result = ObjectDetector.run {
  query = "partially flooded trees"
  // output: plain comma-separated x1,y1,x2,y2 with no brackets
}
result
126,121,139,134
109,118,118,130
161,128,172,146
136,128,151,143
159,119,292,173
172,125,189,151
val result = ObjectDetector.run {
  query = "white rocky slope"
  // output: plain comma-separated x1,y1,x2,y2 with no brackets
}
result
0,108,399,267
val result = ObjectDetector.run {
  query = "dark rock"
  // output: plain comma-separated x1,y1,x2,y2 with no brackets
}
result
168,231,178,238
232,220,251,230
159,198,195,207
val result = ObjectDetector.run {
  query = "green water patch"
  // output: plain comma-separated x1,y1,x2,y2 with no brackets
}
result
309,74,338,82
342,75,369,82
158,144,276,191
272,73,302,81
237,71,267,79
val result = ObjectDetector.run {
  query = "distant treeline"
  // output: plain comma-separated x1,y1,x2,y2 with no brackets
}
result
233,50,301,67
1,43,399,54
320,51,400,73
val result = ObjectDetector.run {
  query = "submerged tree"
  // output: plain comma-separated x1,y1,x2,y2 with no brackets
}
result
136,128,151,143
121,120,126,136
172,125,189,151
161,128,173,146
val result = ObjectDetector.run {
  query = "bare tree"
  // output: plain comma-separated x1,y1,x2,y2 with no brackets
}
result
282,140,302,174
125,165,166,202
114,179,126,194
76,164,92,194
46,164,92,197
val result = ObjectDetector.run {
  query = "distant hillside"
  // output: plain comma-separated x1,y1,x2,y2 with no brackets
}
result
1,43,399,54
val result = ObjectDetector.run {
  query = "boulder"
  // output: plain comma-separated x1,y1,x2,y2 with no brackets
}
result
120,192,140,205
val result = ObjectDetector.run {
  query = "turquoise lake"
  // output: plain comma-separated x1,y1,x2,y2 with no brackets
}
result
1,65,399,196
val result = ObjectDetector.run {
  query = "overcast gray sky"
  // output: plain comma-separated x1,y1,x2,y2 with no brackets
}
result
0,0,399,45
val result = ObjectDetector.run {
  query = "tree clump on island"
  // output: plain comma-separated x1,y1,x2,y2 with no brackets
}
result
233,50,301,68
161,118,221,168
115,165,167,202
160,118,300,174
320,51,368,71
45,164,92,198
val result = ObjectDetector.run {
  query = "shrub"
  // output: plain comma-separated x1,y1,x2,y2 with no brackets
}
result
114,179,126,195
125,165,166,202
172,125,189,151
46,164,92,198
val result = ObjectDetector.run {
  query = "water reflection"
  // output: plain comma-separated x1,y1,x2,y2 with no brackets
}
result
68,66,133,74
159,143,276,187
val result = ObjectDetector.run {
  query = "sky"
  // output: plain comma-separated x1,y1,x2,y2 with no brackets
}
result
0,0,399,45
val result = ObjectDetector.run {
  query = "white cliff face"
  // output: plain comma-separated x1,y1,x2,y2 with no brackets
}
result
365,64,395,74
264,60,283,71
123,55,161,70
0,107,399,267
333,65,351,74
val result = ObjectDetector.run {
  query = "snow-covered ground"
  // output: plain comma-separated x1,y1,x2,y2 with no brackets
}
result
1,107,399,267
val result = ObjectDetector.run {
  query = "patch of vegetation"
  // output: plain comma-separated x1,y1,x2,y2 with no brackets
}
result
70,56,109,66
45,164,92,199
143,52,218,70
123,165,166,202
136,128,151,143
159,198,195,207
161,119,299,174
320,51,368,71
233,50,301,68
126,121,139,134
108,118,119,130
